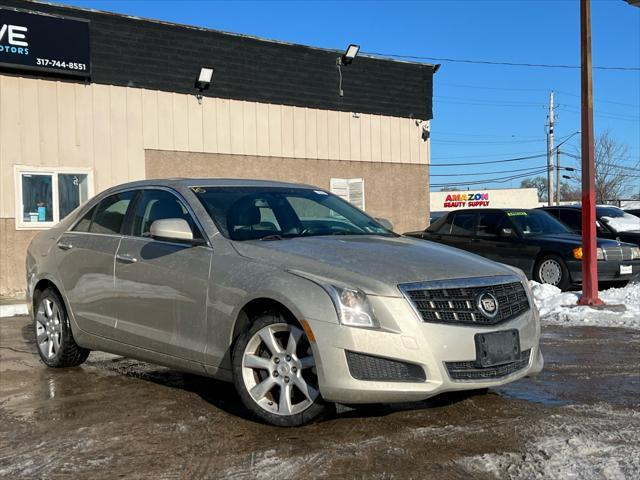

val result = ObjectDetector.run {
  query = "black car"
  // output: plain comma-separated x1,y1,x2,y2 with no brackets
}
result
625,209,640,219
405,208,640,291
539,205,640,247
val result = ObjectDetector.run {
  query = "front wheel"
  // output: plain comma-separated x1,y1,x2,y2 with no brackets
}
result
232,313,328,426
534,255,570,291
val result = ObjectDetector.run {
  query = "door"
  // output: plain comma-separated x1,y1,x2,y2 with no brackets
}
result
55,191,135,338
475,210,529,270
114,189,212,362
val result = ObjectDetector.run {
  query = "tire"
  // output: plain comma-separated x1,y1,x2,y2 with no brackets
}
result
231,312,329,426
33,287,90,368
534,254,570,291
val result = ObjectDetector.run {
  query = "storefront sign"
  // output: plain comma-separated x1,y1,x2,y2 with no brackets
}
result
0,8,90,77
443,192,490,208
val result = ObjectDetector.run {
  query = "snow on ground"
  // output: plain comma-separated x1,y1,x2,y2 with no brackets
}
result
530,280,640,330
458,405,640,480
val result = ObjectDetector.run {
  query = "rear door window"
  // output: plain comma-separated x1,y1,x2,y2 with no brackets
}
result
559,209,582,231
450,212,477,236
89,191,135,235
72,206,96,232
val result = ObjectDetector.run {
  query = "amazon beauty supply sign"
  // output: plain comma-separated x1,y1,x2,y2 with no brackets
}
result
431,188,539,211
0,8,90,77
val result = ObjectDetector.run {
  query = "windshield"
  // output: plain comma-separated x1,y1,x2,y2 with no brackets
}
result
506,210,571,237
193,186,393,241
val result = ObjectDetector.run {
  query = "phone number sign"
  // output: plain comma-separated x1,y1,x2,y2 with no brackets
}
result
0,8,90,77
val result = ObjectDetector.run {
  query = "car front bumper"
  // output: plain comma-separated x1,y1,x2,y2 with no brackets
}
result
567,259,640,284
306,296,543,404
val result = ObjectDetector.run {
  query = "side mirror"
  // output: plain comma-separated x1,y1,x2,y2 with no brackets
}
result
375,217,394,231
150,218,194,242
501,228,514,237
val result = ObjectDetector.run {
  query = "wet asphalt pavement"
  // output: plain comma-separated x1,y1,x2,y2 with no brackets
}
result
1,315,639,479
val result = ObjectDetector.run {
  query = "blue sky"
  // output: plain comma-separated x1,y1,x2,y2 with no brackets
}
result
58,0,639,192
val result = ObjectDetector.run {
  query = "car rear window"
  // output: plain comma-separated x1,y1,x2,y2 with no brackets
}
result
89,191,135,235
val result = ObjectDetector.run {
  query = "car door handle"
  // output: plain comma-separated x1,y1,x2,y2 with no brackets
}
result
56,241,73,250
116,253,138,264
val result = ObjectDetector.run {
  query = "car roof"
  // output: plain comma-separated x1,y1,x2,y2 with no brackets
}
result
104,178,318,191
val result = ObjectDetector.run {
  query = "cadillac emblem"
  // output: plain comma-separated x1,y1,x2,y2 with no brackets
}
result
477,291,499,319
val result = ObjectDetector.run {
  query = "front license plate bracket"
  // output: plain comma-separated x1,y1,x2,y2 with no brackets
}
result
475,329,520,367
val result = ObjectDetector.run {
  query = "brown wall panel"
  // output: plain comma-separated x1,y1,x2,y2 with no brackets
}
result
146,150,430,235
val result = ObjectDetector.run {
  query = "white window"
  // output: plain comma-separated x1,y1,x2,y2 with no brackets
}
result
15,166,94,230
330,178,365,210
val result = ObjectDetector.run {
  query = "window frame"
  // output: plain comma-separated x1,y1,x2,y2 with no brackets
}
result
14,165,94,230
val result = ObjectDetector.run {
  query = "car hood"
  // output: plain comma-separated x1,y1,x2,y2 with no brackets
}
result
232,235,518,297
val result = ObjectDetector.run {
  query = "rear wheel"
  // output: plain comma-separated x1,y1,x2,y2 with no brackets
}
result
33,287,90,367
534,255,570,291
232,312,328,426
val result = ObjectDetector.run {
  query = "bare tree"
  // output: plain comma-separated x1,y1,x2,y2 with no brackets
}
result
521,176,581,202
521,176,548,202
572,131,639,203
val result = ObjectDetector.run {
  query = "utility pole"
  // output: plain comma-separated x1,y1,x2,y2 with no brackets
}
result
547,91,555,206
578,0,602,306
556,147,561,205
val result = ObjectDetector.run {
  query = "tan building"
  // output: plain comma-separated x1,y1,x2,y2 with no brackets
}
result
0,0,437,296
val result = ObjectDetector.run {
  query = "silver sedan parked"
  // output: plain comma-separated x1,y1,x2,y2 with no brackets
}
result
26,179,543,426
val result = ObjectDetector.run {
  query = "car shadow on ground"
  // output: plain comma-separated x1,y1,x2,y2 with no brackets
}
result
19,316,488,425
84,353,486,425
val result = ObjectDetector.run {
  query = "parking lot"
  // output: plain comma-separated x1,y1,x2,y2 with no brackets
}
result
1,315,638,479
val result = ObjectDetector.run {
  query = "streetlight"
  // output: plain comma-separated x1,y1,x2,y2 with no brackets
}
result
194,67,214,104
337,44,360,96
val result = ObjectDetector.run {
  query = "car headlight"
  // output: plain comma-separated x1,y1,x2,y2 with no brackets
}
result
325,285,379,328
572,247,604,260
632,247,640,260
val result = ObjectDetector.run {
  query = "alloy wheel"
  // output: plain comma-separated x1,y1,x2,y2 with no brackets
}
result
241,323,319,416
35,297,63,360
539,259,562,286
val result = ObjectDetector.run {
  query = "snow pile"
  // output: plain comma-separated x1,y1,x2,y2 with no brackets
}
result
530,280,640,329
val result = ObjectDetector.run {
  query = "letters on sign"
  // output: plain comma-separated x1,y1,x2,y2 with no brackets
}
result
443,192,490,208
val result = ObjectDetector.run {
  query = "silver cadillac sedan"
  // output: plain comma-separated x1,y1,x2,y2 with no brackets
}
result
26,179,543,426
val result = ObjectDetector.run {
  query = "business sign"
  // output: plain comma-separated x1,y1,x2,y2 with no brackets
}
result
0,8,90,77
443,192,490,208
431,188,540,212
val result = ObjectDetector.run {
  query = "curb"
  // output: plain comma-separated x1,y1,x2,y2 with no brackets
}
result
0,304,28,318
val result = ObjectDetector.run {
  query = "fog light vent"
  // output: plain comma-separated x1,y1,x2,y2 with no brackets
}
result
345,351,426,382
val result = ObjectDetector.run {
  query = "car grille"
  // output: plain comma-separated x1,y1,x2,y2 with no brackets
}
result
603,245,635,262
445,349,531,381
345,351,426,382
399,276,530,326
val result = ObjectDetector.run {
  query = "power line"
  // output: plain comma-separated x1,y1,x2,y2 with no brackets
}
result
430,169,550,187
364,51,640,71
432,138,546,145
561,152,640,171
429,166,554,177
431,149,544,160
437,83,640,109
430,153,547,167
